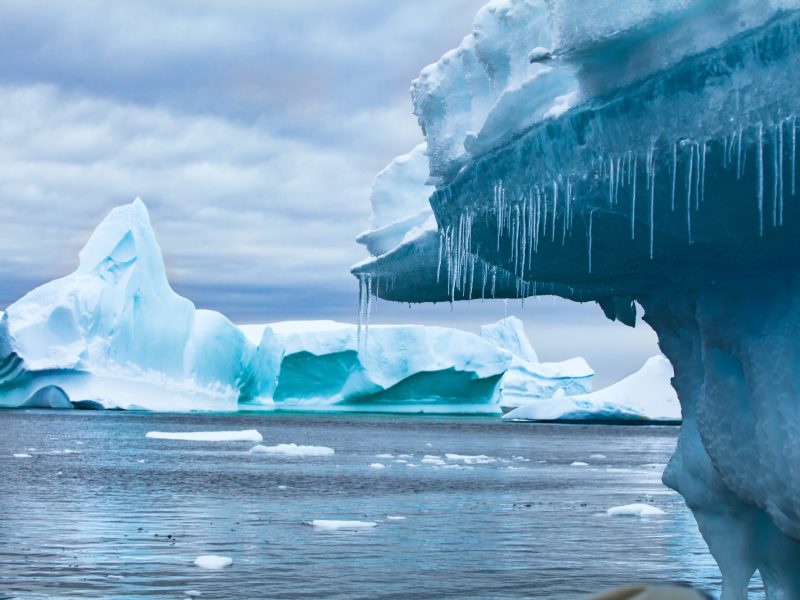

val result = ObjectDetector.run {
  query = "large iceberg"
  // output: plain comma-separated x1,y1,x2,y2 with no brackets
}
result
503,355,679,422
352,0,800,596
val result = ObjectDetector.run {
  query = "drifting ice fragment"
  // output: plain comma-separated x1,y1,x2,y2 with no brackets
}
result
193,555,233,570
248,444,334,457
145,430,263,442
308,520,377,531
607,504,666,517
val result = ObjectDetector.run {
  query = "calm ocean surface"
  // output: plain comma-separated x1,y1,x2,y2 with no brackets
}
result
0,411,762,599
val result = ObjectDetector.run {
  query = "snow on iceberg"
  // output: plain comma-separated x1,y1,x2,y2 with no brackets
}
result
146,430,263,442
503,356,679,422
352,1,800,596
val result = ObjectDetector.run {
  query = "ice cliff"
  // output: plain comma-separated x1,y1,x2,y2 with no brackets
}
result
0,200,595,414
351,0,800,596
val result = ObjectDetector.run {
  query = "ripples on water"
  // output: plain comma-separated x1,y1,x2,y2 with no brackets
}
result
0,411,763,599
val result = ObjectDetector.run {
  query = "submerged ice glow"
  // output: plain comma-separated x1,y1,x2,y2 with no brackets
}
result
352,0,800,597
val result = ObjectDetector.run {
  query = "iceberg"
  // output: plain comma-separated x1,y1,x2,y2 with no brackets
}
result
503,355,679,422
0,198,517,415
351,0,800,596
481,316,593,409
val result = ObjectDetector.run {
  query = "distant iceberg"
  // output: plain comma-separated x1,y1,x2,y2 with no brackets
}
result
503,355,679,422
0,199,511,413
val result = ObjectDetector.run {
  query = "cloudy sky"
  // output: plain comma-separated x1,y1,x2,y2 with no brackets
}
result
0,0,659,385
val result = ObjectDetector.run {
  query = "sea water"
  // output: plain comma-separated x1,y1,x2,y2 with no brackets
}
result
0,411,763,599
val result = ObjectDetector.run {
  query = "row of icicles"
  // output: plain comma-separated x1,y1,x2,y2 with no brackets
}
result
356,116,799,347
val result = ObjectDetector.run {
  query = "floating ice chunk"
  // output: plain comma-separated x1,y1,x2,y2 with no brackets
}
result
405,463,419,468
590,454,607,459
570,461,589,467
422,456,446,465
308,520,377,531
13,453,31,458
386,516,406,521
607,503,666,517
375,453,394,458
146,430,262,442
445,453,495,464
249,444,334,457
369,463,387,469
184,591,202,597
193,555,233,570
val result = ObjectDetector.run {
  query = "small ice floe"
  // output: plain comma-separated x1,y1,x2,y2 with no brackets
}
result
607,503,666,517
276,485,288,490
422,455,446,466
308,520,377,531
405,463,419,468
375,453,394,459
13,453,32,458
185,591,202,597
537,460,547,463
137,459,146,464
507,466,526,471
76,441,84,445
445,453,494,465
512,456,530,462
193,555,233,569
441,464,473,470
386,516,406,521
369,463,386,469
146,430,262,442
396,454,413,459
249,444,334,457
590,454,607,459
570,461,589,467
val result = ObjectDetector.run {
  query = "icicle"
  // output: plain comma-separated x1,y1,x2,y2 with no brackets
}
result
356,274,364,346
649,144,656,260
436,229,444,283
758,122,764,236
631,154,638,240
736,126,743,180
779,121,784,226
773,125,779,227
700,141,707,206
687,144,694,244
551,181,558,242
792,116,797,196
587,210,595,274
609,157,615,205
671,142,678,211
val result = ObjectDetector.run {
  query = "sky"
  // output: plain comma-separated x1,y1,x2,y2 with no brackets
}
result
0,0,660,386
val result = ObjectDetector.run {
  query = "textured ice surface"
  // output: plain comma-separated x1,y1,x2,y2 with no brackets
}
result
145,430,263,442
503,355,679,421
352,1,800,596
